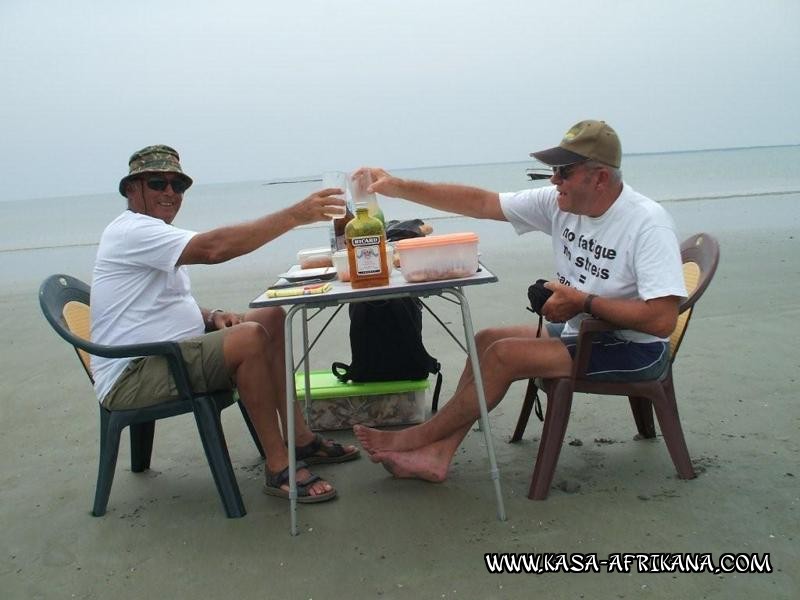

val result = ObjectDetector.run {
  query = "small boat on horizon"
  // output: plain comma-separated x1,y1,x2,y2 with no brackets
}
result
526,167,552,181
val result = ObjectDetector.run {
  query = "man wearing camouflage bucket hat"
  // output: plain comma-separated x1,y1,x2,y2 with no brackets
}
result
117,144,194,198
91,144,359,504
352,120,687,485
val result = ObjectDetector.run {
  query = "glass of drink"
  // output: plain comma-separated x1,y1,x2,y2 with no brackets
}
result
350,169,384,224
349,169,372,206
322,171,348,218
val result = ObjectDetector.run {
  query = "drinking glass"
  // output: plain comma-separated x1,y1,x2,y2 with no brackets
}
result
350,169,384,224
321,171,348,218
349,169,372,206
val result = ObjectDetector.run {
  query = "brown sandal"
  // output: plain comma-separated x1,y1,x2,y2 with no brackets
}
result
262,460,337,503
295,433,360,465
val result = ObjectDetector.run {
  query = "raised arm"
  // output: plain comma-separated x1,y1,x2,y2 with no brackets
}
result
177,188,344,266
360,167,507,221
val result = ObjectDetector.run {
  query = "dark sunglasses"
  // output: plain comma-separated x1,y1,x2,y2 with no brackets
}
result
143,176,191,194
551,162,585,180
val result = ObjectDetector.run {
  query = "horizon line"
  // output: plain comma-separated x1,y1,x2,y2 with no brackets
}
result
390,143,800,172
4,143,798,203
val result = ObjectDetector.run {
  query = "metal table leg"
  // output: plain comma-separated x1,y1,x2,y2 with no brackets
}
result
448,289,507,521
301,306,311,421
284,304,303,536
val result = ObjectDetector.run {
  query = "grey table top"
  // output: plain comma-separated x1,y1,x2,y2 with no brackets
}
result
249,263,498,308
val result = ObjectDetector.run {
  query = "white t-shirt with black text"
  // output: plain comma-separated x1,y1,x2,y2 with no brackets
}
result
499,184,687,343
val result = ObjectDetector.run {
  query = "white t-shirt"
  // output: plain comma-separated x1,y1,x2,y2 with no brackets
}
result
90,211,204,401
499,184,686,343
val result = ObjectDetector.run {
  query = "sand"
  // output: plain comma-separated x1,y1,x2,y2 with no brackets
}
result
1,195,798,599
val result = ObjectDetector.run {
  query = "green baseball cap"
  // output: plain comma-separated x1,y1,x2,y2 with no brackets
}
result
118,144,193,197
530,120,621,168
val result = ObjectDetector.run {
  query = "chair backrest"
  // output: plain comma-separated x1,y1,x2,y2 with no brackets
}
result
64,300,93,379
668,233,720,360
39,274,95,383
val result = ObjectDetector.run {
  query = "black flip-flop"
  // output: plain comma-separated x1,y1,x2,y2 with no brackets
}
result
296,433,361,465
262,460,337,503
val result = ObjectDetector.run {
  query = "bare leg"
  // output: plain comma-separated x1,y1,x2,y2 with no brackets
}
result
452,324,541,396
356,329,572,482
223,320,332,498
243,307,358,456
355,326,571,459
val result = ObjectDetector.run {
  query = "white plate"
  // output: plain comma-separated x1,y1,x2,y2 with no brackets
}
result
277,267,337,282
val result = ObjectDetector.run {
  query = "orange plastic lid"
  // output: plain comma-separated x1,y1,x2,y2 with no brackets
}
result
395,232,479,249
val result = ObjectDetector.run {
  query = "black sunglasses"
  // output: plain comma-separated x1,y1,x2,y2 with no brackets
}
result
551,163,585,180
143,176,191,194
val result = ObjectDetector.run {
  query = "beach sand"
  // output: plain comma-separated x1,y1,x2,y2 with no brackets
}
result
1,195,799,599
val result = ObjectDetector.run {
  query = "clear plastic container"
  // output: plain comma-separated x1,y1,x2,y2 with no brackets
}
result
297,247,332,269
395,232,479,282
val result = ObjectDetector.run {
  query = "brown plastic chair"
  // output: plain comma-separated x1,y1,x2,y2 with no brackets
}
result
509,233,720,499
39,274,265,517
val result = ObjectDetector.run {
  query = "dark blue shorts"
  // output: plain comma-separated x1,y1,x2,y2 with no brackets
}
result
547,323,669,382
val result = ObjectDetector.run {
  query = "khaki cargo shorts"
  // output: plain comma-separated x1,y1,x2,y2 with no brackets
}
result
101,329,234,410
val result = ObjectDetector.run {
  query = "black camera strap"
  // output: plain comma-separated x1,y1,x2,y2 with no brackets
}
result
525,280,552,423
531,316,544,422
522,311,545,422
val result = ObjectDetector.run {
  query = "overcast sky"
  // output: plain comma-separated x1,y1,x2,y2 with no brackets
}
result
1,0,798,202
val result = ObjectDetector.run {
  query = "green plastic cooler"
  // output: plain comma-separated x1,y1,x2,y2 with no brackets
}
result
295,371,429,431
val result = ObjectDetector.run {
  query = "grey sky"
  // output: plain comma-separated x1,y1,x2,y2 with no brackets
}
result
1,0,798,202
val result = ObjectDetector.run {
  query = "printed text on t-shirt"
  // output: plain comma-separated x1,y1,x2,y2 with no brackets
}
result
561,226,618,282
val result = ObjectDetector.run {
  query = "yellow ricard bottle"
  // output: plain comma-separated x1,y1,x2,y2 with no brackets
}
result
345,204,389,289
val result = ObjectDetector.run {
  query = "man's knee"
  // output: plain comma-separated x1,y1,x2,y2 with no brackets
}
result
245,306,285,334
475,326,502,350
483,339,523,374
225,321,271,359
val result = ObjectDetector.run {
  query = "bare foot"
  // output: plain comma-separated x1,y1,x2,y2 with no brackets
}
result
371,449,449,482
353,424,401,454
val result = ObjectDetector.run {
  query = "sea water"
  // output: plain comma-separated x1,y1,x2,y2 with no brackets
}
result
2,145,799,291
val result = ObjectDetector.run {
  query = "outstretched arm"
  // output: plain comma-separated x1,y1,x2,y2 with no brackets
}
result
177,188,344,265
359,167,507,221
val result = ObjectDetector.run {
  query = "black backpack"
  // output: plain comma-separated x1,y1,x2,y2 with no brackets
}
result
332,297,444,412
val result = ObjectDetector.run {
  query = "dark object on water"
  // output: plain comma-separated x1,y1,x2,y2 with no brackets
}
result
526,167,552,181
262,177,321,185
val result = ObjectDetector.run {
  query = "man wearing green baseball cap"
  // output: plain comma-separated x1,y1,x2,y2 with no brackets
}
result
352,120,687,485
92,144,359,504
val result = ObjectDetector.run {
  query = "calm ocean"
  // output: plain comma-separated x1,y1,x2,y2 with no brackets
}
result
2,145,799,290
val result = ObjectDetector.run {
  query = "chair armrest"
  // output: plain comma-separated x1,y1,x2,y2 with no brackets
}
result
570,318,621,379
66,334,195,401
576,318,619,335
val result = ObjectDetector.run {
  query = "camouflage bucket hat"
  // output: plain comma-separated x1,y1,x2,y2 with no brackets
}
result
118,144,193,197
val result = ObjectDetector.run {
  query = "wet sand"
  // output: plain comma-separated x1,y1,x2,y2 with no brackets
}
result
1,195,799,598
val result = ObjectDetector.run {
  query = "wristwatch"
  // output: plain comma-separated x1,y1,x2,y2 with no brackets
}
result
583,294,597,316
206,308,224,330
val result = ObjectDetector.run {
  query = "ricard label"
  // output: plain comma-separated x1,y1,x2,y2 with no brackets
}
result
352,235,381,275
352,236,381,247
